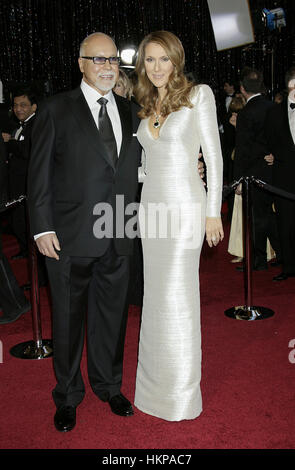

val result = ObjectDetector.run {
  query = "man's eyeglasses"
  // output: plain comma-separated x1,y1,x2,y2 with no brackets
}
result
81,56,120,65
13,103,31,109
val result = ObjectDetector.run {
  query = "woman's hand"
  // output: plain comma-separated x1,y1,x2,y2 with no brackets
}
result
264,153,274,166
197,152,206,186
229,112,237,127
206,217,224,247
235,182,242,195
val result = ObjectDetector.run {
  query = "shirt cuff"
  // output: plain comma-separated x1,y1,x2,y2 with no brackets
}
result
34,231,55,240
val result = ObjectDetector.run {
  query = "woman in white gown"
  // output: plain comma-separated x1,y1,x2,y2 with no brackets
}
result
134,31,224,421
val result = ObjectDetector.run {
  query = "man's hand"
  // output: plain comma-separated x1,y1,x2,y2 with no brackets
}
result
35,233,61,260
264,153,274,166
198,152,205,184
235,182,242,195
1,132,11,142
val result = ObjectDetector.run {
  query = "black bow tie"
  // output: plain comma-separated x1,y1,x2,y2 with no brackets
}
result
20,121,26,127
290,103,295,110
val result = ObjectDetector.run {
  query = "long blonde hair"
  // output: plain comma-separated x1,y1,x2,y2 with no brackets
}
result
114,69,133,100
134,31,194,118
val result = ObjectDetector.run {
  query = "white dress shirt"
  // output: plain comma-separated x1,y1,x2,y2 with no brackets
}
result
246,93,261,104
34,80,122,240
288,97,295,144
80,79,122,156
14,113,35,141
225,95,233,112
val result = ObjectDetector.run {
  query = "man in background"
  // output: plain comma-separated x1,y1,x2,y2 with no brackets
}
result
2,88,37,260
264,66,295,281
0,135,31,324
218,79,237,220
234,67,280,271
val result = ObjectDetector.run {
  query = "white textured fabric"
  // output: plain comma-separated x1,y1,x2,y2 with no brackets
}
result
134,85,223,421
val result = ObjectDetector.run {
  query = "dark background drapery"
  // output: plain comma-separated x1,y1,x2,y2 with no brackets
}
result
0,0,294,104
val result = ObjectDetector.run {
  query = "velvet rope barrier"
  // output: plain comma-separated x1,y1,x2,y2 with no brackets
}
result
224,176,295,321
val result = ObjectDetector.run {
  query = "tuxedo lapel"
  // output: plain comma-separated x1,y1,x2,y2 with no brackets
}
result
114,93,132,169
66,88,116,170
281,100,295,148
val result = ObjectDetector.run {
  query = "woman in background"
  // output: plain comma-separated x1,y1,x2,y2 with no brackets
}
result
113,68,133,100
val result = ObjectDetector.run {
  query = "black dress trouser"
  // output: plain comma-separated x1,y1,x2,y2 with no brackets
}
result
251,187,281,267
45,240,130,408
275,196,295,274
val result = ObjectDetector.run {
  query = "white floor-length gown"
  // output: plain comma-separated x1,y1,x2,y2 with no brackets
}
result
135,84,223,421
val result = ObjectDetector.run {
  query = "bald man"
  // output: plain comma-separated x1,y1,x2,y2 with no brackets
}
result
28,33,141,431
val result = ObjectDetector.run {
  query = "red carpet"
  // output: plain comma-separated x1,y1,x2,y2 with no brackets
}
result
0,217,295,450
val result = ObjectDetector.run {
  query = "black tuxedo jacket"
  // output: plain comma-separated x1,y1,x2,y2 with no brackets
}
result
234,95,275,182
0,136,8,206
0,104,16,134
264,99,295,193
28,87,141,257
219,94,236,158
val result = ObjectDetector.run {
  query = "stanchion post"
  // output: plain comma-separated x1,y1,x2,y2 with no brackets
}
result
225,176,274,321
10,201,53,359
243,176,253,308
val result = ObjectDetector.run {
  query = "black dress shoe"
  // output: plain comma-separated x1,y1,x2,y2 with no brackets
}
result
11,251,28,260
21,280,48,291
54,405,76,432
254,264,268,271
21,282,31,291
270,261,282,267
0,301,31,324
273,272,295,281
108,393,134,417
236,264,268,272
235,265,244,272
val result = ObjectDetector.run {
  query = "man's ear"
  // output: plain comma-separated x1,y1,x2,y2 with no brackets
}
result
78,57,84,74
